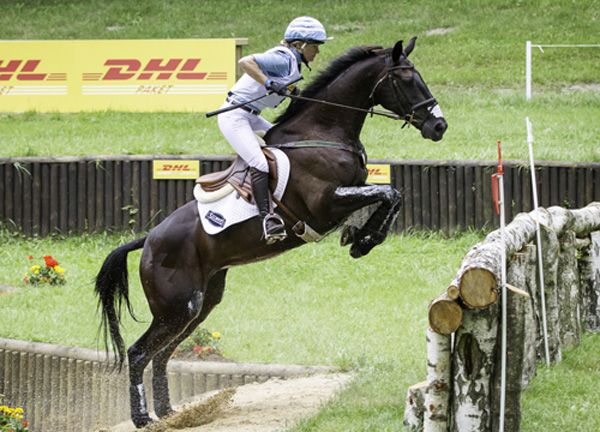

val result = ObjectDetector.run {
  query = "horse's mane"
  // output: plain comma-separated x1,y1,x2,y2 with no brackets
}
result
273,45,384,124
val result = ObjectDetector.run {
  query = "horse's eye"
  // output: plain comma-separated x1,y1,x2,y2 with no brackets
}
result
398,68,414,81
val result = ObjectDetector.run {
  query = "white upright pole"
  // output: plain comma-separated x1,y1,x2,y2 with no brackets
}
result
526,41,532,100
526,117,551,366
497,141,507,432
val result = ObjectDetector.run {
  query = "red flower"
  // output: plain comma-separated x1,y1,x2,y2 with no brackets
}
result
27,255,33,260
43,255,59,268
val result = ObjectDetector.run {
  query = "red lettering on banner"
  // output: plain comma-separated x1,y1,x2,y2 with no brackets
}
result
100,58,208,81
139,59,182,80
103,59,141,80
17,60,47,80
162,164,191,171
177,59,206,80
0,59,48,81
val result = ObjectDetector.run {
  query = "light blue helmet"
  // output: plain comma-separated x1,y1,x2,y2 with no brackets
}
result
284,16,331,44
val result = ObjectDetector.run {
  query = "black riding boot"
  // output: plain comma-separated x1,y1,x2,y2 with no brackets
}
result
250,168,287,244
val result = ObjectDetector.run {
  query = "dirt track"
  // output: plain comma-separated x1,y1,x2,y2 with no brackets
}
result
110,372,354,432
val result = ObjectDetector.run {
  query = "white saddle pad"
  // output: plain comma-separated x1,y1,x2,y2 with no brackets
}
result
194,148,290,235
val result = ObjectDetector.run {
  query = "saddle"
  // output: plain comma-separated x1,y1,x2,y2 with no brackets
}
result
196,148,279,203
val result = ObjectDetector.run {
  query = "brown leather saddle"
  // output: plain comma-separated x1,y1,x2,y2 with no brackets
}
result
195,148,279,203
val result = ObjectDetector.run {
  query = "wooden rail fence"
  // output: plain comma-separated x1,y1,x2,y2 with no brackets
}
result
0,337,330,432
1,155,599,236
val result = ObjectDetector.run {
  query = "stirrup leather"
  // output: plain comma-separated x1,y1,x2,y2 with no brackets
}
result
262,213,287,244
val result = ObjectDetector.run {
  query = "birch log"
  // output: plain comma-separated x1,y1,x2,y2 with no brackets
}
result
521,244,539,387
490,250,529,432
424,329,451,432
404,381,427,431
579,231,600,332
450,305,498,432
456,203,600,309
428,293,463,335
539,223,562,364
557,230,581,348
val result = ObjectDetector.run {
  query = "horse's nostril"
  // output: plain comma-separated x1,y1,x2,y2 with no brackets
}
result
435,119,447,132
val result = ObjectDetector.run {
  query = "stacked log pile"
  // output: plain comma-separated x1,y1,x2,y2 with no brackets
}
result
404,202,600,432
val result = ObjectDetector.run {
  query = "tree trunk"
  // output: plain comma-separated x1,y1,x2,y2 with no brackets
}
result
429,293,463,335
424,329,451,432
490,250,529,432
404,381,427,431
539,223,562,363
450,305,498,432
579,231,600,332
557,230,581,348
521,244,539,387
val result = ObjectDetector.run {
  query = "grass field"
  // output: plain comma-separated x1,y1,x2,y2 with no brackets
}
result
1,1,600,430
0,0,599,161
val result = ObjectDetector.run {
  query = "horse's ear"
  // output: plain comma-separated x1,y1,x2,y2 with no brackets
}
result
404,36,417,57
392,40,403,63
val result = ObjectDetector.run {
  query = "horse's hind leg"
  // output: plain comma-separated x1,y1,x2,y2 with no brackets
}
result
127,316,195,427
151,270,227,419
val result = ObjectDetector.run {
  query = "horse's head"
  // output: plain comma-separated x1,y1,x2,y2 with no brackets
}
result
372,37,447,142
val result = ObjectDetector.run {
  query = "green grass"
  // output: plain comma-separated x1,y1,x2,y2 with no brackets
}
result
0,0,599,161
1,1,600,430
1,229,600,431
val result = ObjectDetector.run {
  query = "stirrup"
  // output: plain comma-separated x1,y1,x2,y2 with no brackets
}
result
262,213,287,244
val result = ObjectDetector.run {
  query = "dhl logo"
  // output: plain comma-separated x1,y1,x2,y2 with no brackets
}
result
368,167,386,176
83,58,227,81
160,163,193,171
0,59,66,81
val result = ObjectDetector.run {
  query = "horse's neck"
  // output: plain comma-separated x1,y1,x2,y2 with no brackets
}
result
270,56,384,145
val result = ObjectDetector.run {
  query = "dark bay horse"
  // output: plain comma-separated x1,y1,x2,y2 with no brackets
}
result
95,37,447,428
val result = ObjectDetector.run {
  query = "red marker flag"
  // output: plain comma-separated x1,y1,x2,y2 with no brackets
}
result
491,140,503,215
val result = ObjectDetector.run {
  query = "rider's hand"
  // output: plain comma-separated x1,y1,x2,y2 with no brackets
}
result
265,79,289,96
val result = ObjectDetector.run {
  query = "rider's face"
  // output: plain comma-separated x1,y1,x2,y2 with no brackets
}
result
302,43,321,62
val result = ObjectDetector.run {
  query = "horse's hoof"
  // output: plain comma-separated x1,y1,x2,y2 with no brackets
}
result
131,413,154,428
156,407,176,419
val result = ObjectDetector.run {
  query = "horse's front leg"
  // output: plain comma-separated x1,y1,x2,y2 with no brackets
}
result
334,185,402,258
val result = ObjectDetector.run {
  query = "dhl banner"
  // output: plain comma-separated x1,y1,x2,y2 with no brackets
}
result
153,160,200,180
366,164,391,184
0,39,235,112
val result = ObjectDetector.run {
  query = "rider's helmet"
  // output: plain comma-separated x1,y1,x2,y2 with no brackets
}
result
284,16,332,44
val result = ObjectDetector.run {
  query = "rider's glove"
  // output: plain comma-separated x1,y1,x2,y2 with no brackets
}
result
265,79,289,96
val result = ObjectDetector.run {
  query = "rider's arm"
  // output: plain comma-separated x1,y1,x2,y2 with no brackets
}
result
238,55,270,86
239,51,293,86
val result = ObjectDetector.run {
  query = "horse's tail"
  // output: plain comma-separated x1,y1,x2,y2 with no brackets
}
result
95,236,147,370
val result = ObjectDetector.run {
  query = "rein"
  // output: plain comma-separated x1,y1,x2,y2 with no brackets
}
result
282,93,402,120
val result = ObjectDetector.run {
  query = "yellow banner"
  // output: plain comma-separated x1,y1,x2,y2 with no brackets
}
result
0,39,235,112
153,160,200,180
366,164,391,184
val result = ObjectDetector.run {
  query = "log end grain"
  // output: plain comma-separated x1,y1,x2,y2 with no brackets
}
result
459,268,498,308
428,299,463,335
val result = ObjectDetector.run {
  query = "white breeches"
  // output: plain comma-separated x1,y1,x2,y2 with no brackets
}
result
217,107,273,173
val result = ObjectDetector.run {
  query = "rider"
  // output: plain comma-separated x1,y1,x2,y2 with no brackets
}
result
217,16,330,244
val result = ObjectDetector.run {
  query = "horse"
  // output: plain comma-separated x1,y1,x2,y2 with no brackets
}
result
95,37,447,428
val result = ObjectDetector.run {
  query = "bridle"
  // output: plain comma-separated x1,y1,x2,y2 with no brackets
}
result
283,51,439,127
368,52,438,127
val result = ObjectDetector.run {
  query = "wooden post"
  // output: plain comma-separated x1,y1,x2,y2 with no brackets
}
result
539,223,562,363
521,244,539,387
451,305,498,432
490,249,530,432
557,230,581,348
578,231,600,332
404,381,427,431
424,329,451,431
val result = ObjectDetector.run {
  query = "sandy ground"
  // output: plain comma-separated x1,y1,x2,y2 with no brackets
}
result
110,372,354,432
